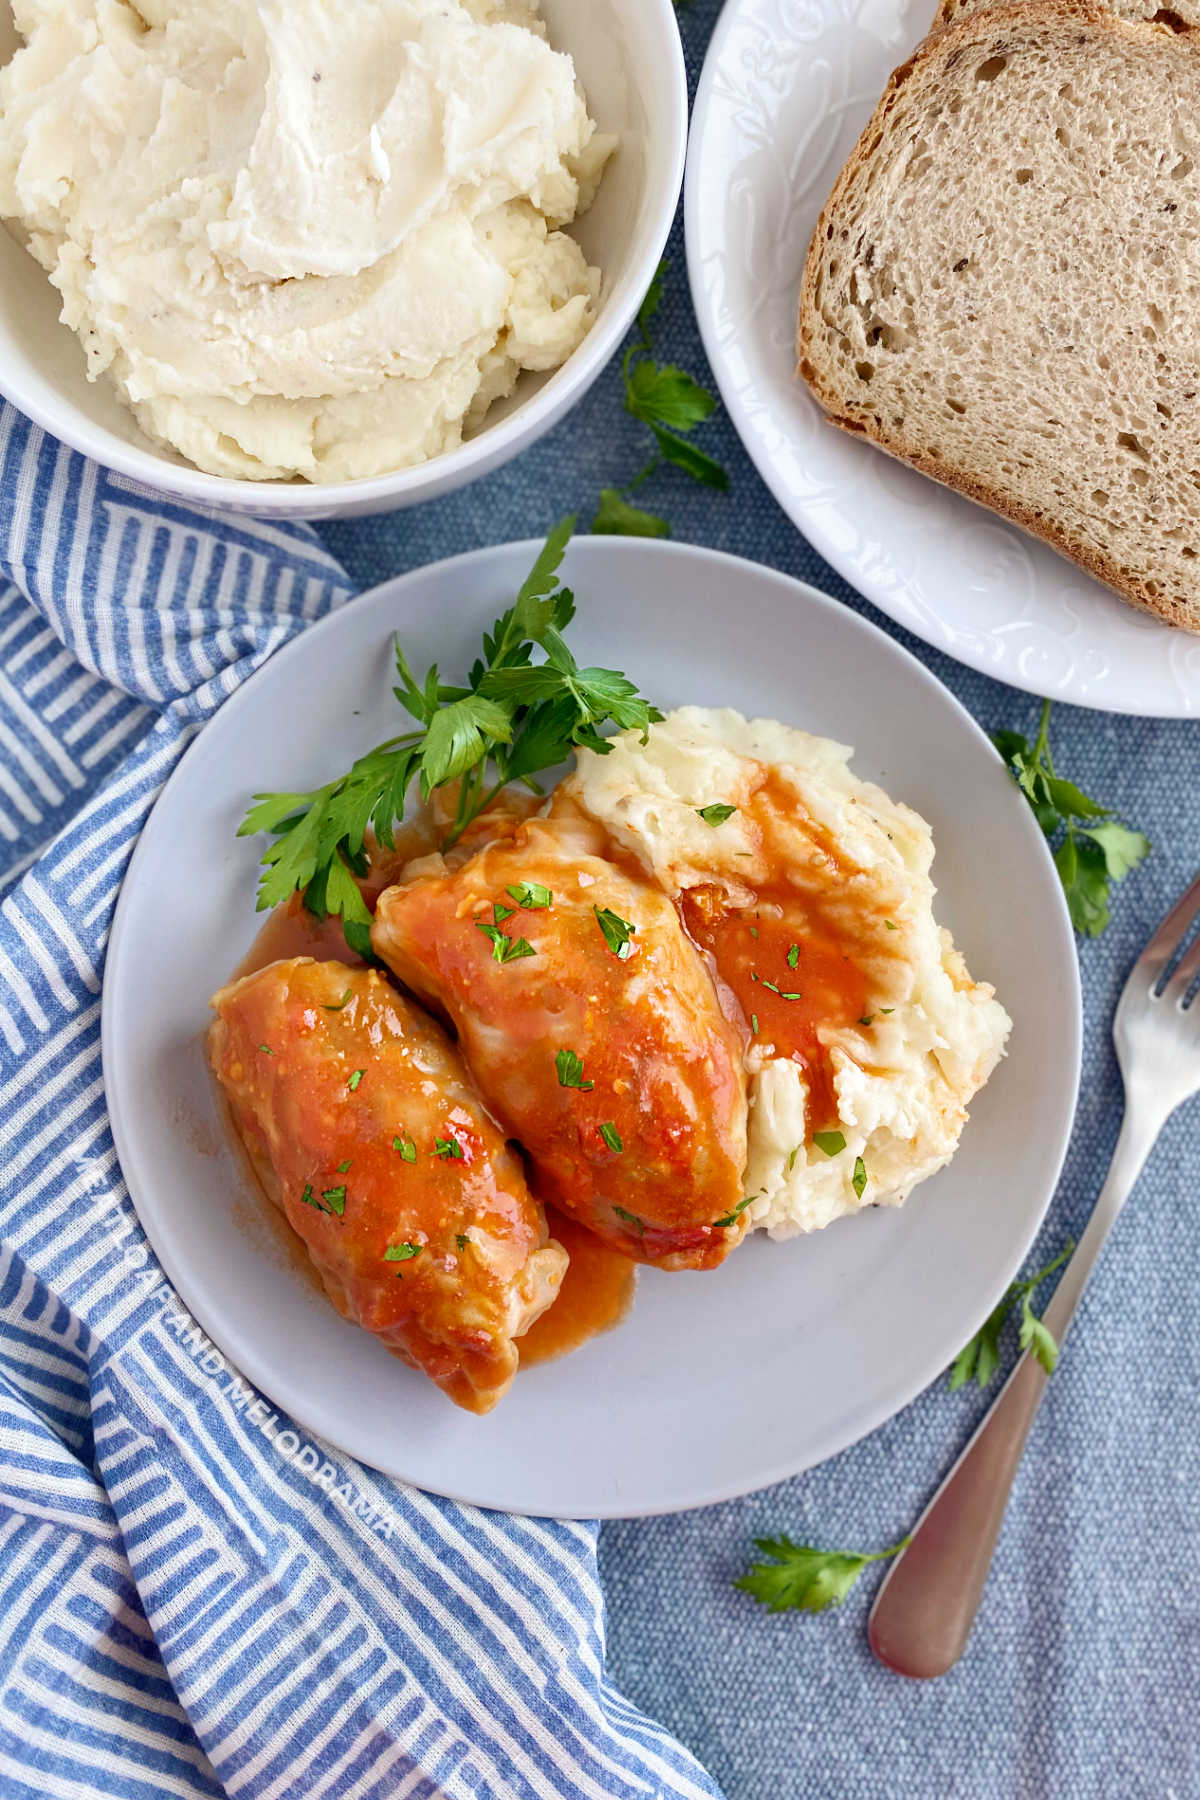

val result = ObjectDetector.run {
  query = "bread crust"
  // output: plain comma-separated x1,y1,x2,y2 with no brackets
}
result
930,0,1198,34
796,0,1200,632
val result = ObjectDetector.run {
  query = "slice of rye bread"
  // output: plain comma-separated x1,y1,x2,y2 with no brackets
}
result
932,0,1200,30
797,0,1200,630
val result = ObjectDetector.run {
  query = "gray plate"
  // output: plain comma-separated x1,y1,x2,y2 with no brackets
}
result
102,538,1081,1517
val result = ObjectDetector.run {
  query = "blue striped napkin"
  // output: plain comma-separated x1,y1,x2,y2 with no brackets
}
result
0,406,722,1800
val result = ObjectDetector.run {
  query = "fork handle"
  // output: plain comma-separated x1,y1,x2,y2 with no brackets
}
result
868,1111,1158,1679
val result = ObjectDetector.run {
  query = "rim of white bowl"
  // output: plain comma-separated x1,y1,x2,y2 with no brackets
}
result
0,3,687,519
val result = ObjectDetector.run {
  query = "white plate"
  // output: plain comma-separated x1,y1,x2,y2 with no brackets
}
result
102,538,1080,1518
685,0,1200,717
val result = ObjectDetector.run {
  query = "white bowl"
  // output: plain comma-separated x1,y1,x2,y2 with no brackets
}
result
0,0,686,520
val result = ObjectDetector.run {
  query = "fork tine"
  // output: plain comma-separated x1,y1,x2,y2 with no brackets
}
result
1136,871,1200,992
1164,927,1200,1007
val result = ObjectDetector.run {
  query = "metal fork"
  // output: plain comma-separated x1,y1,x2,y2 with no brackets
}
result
868,872,1200,1679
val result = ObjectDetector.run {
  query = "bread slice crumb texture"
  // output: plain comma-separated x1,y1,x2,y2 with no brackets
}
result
797,1,1200,629
933,0,1200,31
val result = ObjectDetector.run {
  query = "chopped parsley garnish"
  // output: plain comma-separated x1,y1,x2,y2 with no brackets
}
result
599,1121,624,1154
736,1534,911,1615
258,1044,274,1056
321,1186,347,1216
751,1013,759,1035
507,881,553,910
392,1135,417,1162
760,976,780,994
696,803,738,826
456,1234,469,1252
492,902,515,924
555,1048,595,1091
384,1243,421,1263
884,920,898,932
788,1146,800,1172
347,1070,364,1092
812,1130,847,1158
594,905,637,959
613,1204,646,1235
300,1184,317,1209
712,1193,755,1229
335,1159,351,1173
780,991,802,1001
749,925,758,939
880,1007,894,1015
475,921,537,964
322,988,352,1011
434,1137,463,1160
852,1157,867,1200
786,945,800,969
238,519,662,953
858,1015,874,1027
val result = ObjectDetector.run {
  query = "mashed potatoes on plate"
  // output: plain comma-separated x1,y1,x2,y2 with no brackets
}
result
566,707,1011,1236
0,0,612,482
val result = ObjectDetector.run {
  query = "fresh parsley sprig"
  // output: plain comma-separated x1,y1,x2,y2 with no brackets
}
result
239,521,662,951
592,263,729,539
735,1534,912,1614
949,1240,1075,1389
992,701,1149,936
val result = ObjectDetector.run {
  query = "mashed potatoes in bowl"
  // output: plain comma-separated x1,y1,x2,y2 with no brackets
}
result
0,0,613,483
564,706,1011,1237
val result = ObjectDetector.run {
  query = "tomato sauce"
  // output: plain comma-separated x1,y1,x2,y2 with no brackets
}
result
226,890,635,1372
678,760,873,1137
518,1207,637,1367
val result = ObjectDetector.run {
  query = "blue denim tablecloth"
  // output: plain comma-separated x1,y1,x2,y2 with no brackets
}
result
318,5,1200,1795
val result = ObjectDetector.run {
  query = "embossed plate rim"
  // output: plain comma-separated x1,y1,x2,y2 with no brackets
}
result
685,0,1200,717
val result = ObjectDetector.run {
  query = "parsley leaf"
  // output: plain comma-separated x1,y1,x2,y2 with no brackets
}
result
322,987,352,1011
949,1240,1074,1388
475,921,537,965
613,1204,646,1235
506,881,553,910
697,803,738,826
712,1193,756,1229
625,361,717,435
321,1186,346,1216
852,1157,867,1200
239,522,662,951
594,905,637,959
347,1070,364,1091
992,701,1149,935
384,1243,421,1262
592,489,670,538
948,1293,1010,1390
589,262,729,539
735,1534,911,1614
434,1137,464,1160
599,1121,624,1154
651,428,730,490
555,1048,594,1091
392,1135,417,1162
812,1130,846,1158
456,1234,469,1252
